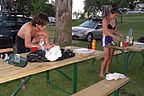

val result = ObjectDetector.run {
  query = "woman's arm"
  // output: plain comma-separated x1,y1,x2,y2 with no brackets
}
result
114,28,124,39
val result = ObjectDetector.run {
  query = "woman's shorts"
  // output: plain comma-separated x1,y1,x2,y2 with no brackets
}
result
101,36,113,47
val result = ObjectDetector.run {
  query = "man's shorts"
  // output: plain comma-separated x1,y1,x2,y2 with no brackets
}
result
15,35,30,54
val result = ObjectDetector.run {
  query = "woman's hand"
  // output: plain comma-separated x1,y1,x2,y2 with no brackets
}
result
114,36,120,40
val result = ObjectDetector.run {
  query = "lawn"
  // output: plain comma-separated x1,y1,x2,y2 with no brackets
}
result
0,13,144,96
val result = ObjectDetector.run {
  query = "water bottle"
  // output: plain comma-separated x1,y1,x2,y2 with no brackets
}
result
39,39,44,50
126,36,130,46
8,54,27,67
129,36,134,46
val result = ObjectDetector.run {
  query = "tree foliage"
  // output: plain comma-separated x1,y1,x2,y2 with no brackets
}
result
140,0,144,3
84,0,144,14
28,0,55,17
1,0,56,17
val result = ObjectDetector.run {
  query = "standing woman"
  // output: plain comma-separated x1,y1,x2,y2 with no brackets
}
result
100,8,124,78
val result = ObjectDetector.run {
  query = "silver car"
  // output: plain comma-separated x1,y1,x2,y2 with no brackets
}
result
72,19,102,41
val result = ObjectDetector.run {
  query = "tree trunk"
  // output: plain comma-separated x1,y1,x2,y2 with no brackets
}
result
54,0,72,47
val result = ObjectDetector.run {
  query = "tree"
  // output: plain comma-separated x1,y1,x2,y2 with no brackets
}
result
54,0,72,47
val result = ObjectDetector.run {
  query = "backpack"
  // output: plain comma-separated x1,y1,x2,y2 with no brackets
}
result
137,36,144,43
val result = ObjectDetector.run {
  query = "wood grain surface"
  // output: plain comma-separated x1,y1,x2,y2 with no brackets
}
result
0,46,105,84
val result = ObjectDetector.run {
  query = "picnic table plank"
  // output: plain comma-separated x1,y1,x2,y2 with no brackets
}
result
107,44,144,52
0,46,105,84
0,48,13,53
72,77,130,96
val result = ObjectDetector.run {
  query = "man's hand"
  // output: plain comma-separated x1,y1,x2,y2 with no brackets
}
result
44,44,53,49
120,34,124,39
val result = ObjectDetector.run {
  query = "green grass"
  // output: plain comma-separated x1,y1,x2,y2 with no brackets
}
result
0,13,144,96
117,13,144,40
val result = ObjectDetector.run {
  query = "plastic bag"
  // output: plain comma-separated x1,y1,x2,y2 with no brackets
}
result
27,50,48,62
57,49,75,61
27,49,75,62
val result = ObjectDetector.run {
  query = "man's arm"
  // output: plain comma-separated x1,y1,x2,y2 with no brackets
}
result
24,24,41,49
33,29,49,44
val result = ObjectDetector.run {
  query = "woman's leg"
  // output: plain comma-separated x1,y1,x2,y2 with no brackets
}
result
105,48,115,73
99,47,110,78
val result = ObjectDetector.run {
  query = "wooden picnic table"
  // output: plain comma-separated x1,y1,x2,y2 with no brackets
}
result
107,43,144,87
0,46,105,96
107,43,144,75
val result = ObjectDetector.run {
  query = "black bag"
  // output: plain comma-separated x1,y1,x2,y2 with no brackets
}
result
138,36,144,43
27,49,75,62
27,50,48,62
57,49,75,61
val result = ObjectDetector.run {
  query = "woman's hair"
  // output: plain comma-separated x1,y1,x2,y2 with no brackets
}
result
110,8,120,14
32,13,49,27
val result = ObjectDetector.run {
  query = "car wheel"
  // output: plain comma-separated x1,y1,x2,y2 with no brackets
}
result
86,33,93,41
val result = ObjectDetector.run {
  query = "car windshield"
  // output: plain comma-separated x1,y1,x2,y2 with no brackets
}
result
79,20,97,29
0,16,16,26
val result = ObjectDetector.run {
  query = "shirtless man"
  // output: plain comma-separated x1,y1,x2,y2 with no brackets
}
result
15,13,55,89
16,13,54,54
100,8,124,78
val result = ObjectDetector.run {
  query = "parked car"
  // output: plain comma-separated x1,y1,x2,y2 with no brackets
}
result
48,17,55,23
0,13,33,49
127,9,144,13
72,19,102,41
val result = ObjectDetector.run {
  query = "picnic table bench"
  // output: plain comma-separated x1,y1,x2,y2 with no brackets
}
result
72,77,130,96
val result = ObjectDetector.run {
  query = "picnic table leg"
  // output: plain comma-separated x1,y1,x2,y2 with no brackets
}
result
114,89,119,96
121,50,132,75
46,70,50,83
128,51,144,68
46,70,73,95
140,52,144,68
128,52,135,65
46,64,78,95
116,55,121,64
91,58,98,72
73,63,77,94
11,76,31,96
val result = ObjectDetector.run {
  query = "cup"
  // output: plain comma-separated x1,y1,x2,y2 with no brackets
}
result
32,46,37,52
123,42,127,47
